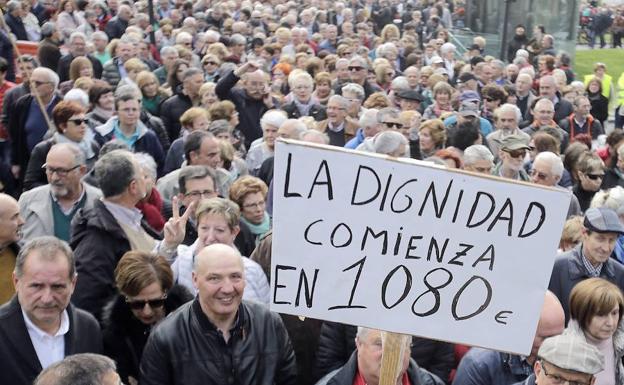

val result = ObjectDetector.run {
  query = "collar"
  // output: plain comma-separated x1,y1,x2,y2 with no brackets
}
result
102,199,143,230
50,184,86,212
328,120,345,132
580,245,603,277
22,308,70,338
192,297,245,337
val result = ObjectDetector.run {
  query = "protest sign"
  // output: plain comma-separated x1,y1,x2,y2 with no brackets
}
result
270,139,571,355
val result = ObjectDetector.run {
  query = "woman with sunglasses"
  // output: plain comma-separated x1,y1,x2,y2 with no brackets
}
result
103,251,192,385
566,278,624,385
574,153,606,212
23,100,100,191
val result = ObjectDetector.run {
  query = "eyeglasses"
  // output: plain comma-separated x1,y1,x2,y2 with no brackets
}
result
125,295,167,310
348,66,364,71
505,149,526,158
184,190,216,198
243,200,266,209
540,361,590,385
42,164,80,176
382,121,404,129
68,118,89,125
586,173,604,180
32,80,52,87
531,169,549,180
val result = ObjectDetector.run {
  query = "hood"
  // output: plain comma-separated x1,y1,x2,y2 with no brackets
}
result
94,116,150,139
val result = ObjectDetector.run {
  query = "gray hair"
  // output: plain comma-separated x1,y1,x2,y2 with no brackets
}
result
359,108,379,129
6,0,21,13
178,165,217,195
349,56,368,70
134,152,157,181
68,31,87,45
230,33,247,46
341,83,365,101
289,71,314,88
496,103,522,123
160,45,178,57
64,89,89,108
440,42,456,55
34,67,60,88
463,145,494,165
590,186,624,216
91,31,108,42
373,131,407,156
114,83,142,106
15,236,75,279
51,142,86,166
182,67,203,81
390,76,409,91
260,110,288,131
204,30,221,41
300,129,330,144
490,59,505,70
376,42,398,58
328,95,350,110
534,151,564,178
208,119,232,136
377,107,400,123
33,353,117,385
94,150,138,198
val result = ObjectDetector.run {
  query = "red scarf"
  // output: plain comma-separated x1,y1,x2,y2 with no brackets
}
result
353,371,411,385
135,188,165,232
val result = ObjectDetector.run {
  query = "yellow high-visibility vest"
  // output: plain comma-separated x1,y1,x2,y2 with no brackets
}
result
618,72,624,106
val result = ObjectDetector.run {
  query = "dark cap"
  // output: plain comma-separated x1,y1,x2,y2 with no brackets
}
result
397,89,423,102
458,101,479,117
584,207,624,234
458,72,477,84
459,90,481,102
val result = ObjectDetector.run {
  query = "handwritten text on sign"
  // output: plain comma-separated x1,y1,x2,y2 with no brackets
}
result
270,140,571,355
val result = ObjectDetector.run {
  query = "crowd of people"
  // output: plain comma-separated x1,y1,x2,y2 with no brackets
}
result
579,0,624,48
0,0,624,384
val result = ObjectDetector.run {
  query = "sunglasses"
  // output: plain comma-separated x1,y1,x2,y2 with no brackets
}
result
586,173,604,180
68,118,89,125
383,121,404,129
483,97,495,102
505,149,526,158
348,66,364,71
204,61,218,65
125,296,167,310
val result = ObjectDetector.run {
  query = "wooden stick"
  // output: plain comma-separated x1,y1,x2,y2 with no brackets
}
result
0,8,54,133
379,332,410,385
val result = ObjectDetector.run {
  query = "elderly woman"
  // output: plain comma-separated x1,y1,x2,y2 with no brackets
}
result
134,153,165,232
567,278,624,385
313,72,333,106
137,71,171,117
102,251,192,385
201,54,221,83
163,108,211,174
417,119,447,159
246,109,287,175
24,100,100,190
282,71,327,121
574,153,606,212
422,82,454,120
229,176,271,244
173,197,270,304
372,131,408,157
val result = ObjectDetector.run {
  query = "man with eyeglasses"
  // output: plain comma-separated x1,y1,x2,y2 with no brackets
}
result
530,151,581,218
492,134,531,181
317,95,359,147
558,96,604,141
511,334,604,385
334,56,381,100
522,98,570,152
549,207,624,323
0,236,102,385
18,143,101,243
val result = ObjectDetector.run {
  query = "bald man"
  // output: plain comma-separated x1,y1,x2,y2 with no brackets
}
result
216,61,277,149
0,193,23,302
453,291,565,385
140,244,297,385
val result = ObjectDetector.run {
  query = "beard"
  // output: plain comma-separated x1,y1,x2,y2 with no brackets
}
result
50,183,69,198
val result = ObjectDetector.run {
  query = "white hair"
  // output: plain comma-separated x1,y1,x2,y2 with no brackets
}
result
69,31,87,44
391,76,409,91
515,49,529,59
591,186,624,216
440,42,456,55
534,151,564,179
373,131,407,156
463,145,494,165
341,83,365,100
497,103,522,123
359,108,379,129
64,89,89,108
260,110,288,131
134,152,157,181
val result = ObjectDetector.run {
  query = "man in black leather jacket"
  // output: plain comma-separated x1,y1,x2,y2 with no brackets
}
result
140,243,297,385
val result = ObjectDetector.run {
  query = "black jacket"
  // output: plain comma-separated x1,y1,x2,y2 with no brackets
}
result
71,200,162,320
558,114,604,140
101,285,192,385
0,296,102,385
315,321,454,384
104,16,128,40
4,13,28,41
216,70,276,149
37,38,62,71
317,350,444,385
282,101,327,121
140,299,298,385
159,91,193,141
57,53,104,83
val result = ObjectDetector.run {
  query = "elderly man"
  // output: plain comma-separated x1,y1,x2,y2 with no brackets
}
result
463,145,494,174
342,83,365,119
513,333,604,385
34,353,121,385
4,1,28,40
443,92,493,137
515,73,537,120
104,3,131,39
454,291,564,385
18,143,101,242
549,207,624,322
317,95,359,147
335,56,381,100
558,96,604,140
0,237,102,385
101,36,136,88
94,87,164,175
487,104,531,158
0,193,23,303
334,58,351,88
57,32,103,83
319,24,339,53
216,61,277,149
316,327,445,385
537,76,574,123
530,151,581,218
157,131,230,201
403,66,421,92
37,23,62,71
9,67,61,183
140,244,297,385
71,150,191,318
160,68,203,140
153,46,179,85
522,98,570,151
492,135,531,181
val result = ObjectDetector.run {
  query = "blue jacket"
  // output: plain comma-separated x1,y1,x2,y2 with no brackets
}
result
344,128,365,149
453,349,533,385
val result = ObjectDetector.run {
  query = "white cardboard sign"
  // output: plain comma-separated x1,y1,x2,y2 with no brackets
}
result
270,139,571,355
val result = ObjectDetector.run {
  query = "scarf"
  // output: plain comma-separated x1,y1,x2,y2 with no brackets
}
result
294,98,314,117
53,132,96,159
135,188,165,232
241,212,271,244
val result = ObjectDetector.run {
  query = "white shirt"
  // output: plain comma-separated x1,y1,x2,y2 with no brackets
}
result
22,309,70,369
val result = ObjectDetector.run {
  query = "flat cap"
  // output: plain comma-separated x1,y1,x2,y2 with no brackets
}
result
397,89,423,102
584,207,624,234
538,334,604,375
497,134,530,151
